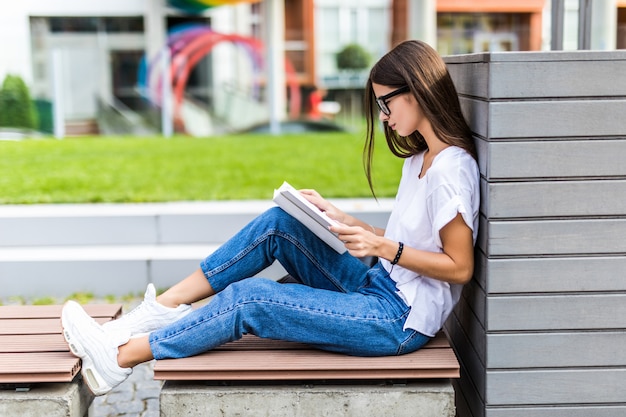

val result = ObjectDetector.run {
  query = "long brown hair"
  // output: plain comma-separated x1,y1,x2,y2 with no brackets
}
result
364,40,476,195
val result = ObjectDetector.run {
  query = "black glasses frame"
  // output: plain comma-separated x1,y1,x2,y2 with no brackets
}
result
376,86,410,116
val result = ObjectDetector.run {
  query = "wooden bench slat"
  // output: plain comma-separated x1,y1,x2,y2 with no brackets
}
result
216,335,308,350
154,334,460,381
155,368,459,380
0,334,68,353
155,348,458,373
0,317,111,335
216,332,451,351
0,352,81,383
0,304,122,384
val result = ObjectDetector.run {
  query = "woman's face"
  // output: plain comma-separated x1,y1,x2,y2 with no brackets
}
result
372,83,425,137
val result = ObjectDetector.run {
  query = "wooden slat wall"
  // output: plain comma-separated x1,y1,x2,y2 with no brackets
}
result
444,51,626,417
0,304,122,383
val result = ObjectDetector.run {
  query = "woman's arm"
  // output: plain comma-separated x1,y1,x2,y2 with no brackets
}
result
332,213,474,285
299,188,474,283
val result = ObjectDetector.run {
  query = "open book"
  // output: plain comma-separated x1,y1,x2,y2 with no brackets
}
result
273,181,346,254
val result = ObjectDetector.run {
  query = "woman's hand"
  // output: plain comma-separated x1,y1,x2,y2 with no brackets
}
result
298,189,347,223
299,188,382,257
330,223,380,258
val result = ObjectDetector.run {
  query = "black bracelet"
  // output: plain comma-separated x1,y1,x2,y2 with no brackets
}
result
391,242,404,265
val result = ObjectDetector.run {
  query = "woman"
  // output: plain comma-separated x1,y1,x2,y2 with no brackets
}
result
61,40,480,396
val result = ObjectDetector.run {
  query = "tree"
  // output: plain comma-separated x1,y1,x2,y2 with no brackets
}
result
336,44,370,72
335,44,370,127
0,74,39,130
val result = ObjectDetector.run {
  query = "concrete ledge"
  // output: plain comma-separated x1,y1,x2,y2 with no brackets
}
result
0,245,288,298
0,381,93,417
0,200,392,298
159,380,455,417
0,200,394,247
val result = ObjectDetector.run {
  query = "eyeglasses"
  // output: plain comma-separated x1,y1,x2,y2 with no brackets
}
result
375,86,410,116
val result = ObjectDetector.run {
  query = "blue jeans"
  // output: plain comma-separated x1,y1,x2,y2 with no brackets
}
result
149,207,431,358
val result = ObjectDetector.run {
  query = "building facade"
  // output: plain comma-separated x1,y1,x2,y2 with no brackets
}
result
1,0,624,133
392,0,546,53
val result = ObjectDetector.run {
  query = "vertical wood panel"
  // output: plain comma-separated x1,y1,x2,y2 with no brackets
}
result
487,332,626,368
482,255,626,294
487,369,626,405
487,219,626,256
489,60,626,98
489,100,626,138
445,51,626,417
484,180,626,218
488,294,626,331
487,140,626,179
486,405,626,417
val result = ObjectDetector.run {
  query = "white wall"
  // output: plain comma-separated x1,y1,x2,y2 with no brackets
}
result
0,5,35,84
0,0,148,86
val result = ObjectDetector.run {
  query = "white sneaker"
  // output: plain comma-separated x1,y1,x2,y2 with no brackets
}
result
103,283,192,338
61,300,132,396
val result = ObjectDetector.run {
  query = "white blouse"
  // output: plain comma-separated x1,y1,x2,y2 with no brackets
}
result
380,146,480,336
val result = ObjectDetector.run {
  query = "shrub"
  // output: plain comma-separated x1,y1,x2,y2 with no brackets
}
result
0,74,39,130
336,43,371,71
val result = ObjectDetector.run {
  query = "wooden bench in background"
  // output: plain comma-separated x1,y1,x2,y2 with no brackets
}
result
0,304,121,417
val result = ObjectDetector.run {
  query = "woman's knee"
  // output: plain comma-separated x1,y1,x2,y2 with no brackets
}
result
224,277,281,303
262,206,293,226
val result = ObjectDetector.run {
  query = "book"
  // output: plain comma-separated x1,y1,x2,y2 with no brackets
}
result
273,181,346,254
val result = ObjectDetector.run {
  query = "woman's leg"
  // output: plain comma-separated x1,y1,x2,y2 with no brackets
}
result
117,336,152,368
64,265,428,396
106,207,368,339
149,265,431,359
157,268,214,308
156,207,368,308
199,207,369,295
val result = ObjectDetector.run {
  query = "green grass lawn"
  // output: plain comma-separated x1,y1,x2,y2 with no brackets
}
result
0,131,403,204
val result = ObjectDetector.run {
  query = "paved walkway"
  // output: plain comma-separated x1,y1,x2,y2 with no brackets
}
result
90,362,162,417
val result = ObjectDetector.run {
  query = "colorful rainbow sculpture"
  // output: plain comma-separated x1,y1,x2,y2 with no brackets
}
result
168,0,262,14
140,23,301,132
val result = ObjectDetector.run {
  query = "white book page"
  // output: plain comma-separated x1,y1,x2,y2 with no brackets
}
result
272,181,346,254
275,182,339,229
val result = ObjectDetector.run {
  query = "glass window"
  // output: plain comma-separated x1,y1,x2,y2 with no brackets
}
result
48,17,143,33
367,7,388,56
49,17,99,33
437,13,530,55
104,17,144,33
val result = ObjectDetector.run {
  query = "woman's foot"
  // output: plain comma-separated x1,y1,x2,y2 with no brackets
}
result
61,301,132,396
103,283,193,338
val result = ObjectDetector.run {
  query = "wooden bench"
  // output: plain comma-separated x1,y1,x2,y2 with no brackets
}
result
154,332,459,416
0,304,122,417
154,332,459,381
